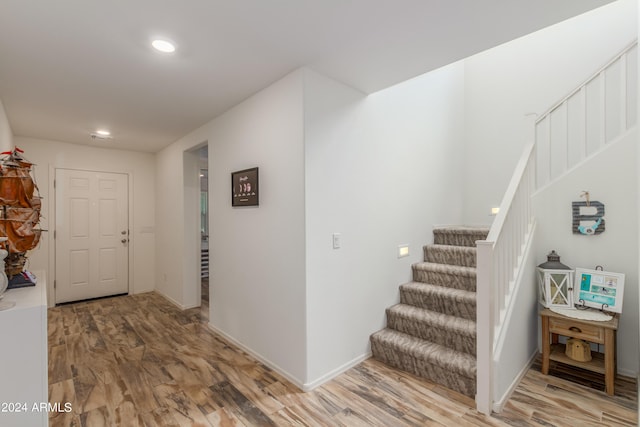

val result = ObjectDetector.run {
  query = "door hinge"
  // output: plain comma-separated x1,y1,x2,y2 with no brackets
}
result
53,230,56,239
53,179,56,189
54,280,56,289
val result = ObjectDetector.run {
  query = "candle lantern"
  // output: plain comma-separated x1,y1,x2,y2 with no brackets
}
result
537,250,575,309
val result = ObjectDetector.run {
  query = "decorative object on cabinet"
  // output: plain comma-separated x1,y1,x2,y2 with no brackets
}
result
231,167,259,207
574,266,625,313
572,191,605,235
565,338,592,362
537,250,575,309
0,148,42,279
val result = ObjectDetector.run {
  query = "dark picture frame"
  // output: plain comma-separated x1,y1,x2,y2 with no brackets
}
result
231,167,259,207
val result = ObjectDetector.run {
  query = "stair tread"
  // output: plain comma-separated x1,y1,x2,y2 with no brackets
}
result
433,226,490,235
423,244,478,267
412,262,476,276
424,244,477,252
371,329,476,377
401,281,476,298
387,304,475,336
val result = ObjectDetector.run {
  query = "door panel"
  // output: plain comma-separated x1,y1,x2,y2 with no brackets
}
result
55,169,128,304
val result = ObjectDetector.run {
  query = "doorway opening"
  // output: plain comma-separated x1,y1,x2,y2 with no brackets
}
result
199,164,209,319
183,143,209,312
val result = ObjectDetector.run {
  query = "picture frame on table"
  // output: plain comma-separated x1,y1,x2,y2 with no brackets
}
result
574,267,625,313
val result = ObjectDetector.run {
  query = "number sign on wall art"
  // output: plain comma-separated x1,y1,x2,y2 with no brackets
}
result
231,167,259,207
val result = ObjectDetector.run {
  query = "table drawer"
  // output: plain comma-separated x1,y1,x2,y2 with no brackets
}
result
549,318,604,342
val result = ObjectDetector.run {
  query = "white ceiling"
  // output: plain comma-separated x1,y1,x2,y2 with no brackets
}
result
0,0,614,153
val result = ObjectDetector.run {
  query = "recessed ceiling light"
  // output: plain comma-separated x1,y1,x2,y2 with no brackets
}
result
90,130,113,140
152,39,176,53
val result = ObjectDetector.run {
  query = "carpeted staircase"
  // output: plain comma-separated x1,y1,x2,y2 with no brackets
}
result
370,226,489,398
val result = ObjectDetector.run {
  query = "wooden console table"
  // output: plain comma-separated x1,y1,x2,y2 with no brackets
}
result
540,308,618,395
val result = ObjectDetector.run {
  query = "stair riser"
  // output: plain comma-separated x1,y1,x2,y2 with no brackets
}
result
423,246,476,267
386,313,476,356
371,340,476,397
433,232,486,248
412,269,476,291
399,290,476,321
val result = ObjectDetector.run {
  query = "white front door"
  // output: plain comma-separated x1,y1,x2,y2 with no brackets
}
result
55,169,129,304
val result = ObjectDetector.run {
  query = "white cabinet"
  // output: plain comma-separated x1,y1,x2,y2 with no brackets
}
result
0,271,48,426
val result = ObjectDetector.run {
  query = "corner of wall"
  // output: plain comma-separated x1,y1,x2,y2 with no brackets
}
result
0,99,14,152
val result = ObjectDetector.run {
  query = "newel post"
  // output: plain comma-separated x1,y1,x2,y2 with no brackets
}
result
475,240,494,415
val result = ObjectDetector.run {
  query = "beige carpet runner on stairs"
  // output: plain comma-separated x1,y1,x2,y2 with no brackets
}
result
370,226,489,398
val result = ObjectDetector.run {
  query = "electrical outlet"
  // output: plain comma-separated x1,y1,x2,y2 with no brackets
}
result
332,233,341,249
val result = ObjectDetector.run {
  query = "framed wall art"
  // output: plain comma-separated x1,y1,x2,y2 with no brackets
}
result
231,167,259,207
574,267,625,313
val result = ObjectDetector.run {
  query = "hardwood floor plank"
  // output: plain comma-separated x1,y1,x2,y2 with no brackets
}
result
263,381,308,408
206,407,247,427
61,305,82,335
153,384,212,427
112,398,145,427
119,361,160,413
48,307,66,345
321,380,412,426
48,290,637,427
66,333,91,367
270,403,333,427
140,406,180,427
49,379,79,427
209,381,277,426
80,405,112,427
49,344,73,384
173,345,227,386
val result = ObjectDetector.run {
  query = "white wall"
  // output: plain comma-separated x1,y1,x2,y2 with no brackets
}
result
16,137,156,306
155,70,307,384
463,0,638,224
533,130,639,376
303,63,466,385
0,99,13,152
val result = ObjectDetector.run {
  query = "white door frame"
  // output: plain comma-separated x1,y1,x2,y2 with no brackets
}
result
47,166,134,307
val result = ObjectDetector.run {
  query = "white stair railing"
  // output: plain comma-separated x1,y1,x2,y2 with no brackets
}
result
475,39,637,415
536,41,637,190
476,138,535,415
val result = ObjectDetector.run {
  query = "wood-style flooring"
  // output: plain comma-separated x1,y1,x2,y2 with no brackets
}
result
48,281,638,426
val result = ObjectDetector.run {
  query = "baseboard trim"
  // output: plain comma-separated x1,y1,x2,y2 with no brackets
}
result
207,322,306,391
492,351,537,413
154,290,200,310
618,367,638,378
303,352,372,391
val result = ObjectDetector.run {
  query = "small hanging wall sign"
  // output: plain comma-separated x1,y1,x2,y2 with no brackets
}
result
231,167,259,207
572,191,605,235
